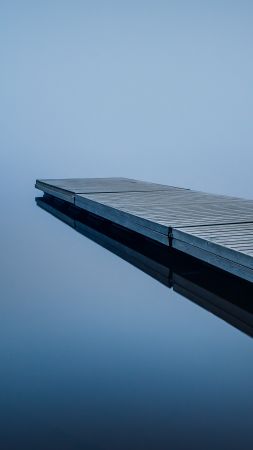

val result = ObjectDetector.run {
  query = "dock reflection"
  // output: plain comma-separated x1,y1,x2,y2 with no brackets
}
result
36,194,253,338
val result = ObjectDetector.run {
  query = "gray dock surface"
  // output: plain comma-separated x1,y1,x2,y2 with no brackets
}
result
35,177,253,282
36,195,253,338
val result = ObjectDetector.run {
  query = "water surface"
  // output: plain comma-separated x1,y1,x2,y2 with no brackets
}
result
1,181,253,450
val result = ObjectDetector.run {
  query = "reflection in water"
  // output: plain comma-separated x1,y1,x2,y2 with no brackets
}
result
36,194,253,338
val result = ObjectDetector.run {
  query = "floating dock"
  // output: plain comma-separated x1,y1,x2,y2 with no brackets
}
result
35,177,253,283
36,194,253,337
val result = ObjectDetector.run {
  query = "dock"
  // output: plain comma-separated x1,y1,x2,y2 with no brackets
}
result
35,177,253,283
36,194,253,337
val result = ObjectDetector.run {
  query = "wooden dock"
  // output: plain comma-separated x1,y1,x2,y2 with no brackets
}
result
36,194,253,337
35,177,253,282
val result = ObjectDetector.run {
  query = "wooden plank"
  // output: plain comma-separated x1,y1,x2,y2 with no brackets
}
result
36,195,253,337
35,177,253,282
173,225,253,267
76,190,253,229
35,177,186,201
172,238,253,282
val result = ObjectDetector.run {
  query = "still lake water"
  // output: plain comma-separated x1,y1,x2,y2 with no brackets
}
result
1,180,253,450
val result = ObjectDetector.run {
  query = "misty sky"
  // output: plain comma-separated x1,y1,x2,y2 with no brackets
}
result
1,0,253,198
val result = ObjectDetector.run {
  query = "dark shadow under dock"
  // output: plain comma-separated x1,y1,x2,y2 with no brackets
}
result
36,194,253,338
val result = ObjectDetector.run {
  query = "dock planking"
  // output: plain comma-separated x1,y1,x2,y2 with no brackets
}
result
35,177,186,203
36,194,253,337
35,177,253,282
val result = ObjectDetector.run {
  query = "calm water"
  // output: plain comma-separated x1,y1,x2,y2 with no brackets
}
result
1,180,253,450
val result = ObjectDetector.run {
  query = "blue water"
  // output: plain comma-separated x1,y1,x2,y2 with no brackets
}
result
1,1,253,448
0,183,253,450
